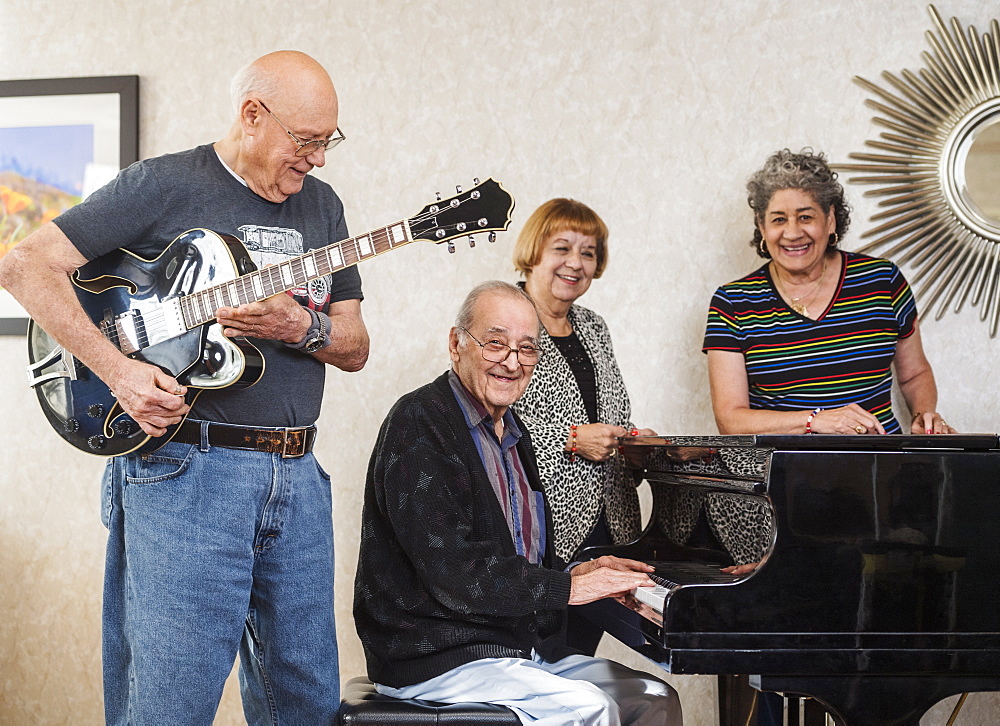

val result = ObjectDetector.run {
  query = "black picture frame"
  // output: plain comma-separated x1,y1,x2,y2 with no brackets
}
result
0,75,139,334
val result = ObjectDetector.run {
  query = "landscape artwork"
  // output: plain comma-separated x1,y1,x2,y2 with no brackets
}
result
0,84,130,331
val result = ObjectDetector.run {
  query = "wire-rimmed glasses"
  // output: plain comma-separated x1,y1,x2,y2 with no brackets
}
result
459,327,543,366
258,100,345,157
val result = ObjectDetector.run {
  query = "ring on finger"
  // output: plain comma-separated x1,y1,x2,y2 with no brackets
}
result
854,424,866,434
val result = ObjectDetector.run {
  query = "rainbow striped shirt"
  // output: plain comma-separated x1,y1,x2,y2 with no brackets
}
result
702,252,917,433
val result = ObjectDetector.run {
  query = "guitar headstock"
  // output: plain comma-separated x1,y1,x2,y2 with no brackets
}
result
408,178,515,251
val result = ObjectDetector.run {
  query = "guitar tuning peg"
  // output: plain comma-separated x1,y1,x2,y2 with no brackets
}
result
447,241,456,254
468,235,476,248
473,177,480,185
488,231,497,244
436,191,441,201
456,185,463,194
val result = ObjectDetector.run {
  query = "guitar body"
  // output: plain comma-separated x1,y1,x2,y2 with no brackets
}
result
28,229,264,456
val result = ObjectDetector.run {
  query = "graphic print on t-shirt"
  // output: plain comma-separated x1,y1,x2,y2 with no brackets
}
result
238,224,332,310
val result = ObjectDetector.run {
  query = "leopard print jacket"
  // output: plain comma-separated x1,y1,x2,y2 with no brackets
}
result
512,303,641,561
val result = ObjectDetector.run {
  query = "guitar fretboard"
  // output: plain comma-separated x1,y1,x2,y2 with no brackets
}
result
179,221,412,328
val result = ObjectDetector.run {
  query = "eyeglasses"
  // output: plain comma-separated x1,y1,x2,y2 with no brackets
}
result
258,100,346,157
459,327,543,366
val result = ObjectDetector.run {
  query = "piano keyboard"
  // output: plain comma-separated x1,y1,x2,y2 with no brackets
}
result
631,561,745,614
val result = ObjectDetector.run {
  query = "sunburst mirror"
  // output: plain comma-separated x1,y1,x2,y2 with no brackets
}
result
836,4,1000,335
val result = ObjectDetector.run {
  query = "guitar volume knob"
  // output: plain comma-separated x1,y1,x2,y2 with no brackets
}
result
64,418,80,433
88,404,105,418
112,419,136,436
87,435,107,451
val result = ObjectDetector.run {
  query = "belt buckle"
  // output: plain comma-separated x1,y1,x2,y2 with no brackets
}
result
280,427,307,458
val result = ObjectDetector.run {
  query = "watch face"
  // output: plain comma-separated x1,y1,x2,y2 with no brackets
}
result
304,336,325,353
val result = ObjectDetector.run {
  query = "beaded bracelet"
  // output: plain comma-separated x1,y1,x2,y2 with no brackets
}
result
569,424,579,462
805,407,822,434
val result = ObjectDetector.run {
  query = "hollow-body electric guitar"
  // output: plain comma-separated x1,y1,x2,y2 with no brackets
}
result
26,178,514,456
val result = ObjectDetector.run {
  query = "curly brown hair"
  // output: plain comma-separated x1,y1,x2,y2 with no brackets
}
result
747,148,852,258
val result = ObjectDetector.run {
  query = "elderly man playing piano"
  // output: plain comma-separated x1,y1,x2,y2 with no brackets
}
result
354,280,681,726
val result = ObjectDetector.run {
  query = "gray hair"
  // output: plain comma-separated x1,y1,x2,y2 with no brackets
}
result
230,59,281,113
454,281,535,340
747,148,852,258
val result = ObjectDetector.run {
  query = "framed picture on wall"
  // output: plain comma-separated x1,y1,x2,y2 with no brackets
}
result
0,75,139,335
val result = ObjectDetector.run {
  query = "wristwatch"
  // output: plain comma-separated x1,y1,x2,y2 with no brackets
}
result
286,308,330,353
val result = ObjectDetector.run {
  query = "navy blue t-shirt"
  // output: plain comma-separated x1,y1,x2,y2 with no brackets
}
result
56,144,363,427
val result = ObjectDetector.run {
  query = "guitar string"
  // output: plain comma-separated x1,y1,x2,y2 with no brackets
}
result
104,212,468,346
101,194,489,350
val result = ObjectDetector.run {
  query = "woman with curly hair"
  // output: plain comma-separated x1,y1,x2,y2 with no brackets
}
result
704,148,953,436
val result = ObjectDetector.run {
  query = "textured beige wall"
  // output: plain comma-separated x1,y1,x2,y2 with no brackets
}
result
2,1,998,724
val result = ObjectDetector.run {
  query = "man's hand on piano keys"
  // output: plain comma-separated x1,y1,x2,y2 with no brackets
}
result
568,556,656,605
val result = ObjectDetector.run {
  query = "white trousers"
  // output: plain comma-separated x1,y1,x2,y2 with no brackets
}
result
376,651,682,726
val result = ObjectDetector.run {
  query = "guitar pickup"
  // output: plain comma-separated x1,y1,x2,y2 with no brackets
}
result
102,309,147,355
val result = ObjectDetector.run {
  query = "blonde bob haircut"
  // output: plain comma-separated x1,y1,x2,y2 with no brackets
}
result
513,198,609,279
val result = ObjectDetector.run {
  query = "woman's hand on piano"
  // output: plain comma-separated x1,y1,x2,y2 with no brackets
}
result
909,411,957,435
720,562,759,576
568,556,655,605
568,424,629,462
811,404,886,435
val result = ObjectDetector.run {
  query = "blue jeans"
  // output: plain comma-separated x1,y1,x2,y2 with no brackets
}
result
100,436,339,725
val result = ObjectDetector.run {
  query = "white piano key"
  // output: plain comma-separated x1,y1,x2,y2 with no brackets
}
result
632,584,669,613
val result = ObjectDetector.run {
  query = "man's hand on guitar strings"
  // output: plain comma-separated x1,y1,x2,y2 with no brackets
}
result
107,358,190,437
216,295,311,343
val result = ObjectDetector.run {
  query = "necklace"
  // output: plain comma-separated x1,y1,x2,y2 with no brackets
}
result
772,256,828,317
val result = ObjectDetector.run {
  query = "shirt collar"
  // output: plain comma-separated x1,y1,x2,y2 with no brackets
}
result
214,148,249,187
447,369,522,440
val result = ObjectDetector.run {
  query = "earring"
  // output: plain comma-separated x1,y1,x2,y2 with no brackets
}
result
830,232,840,247
758,236,767,256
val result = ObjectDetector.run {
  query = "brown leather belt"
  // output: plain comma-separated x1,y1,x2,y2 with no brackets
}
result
173,419,317,458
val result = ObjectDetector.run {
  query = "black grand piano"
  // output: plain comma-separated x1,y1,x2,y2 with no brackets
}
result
587,434,1000,726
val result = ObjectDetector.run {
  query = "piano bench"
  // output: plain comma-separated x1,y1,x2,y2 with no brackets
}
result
338,676,521,725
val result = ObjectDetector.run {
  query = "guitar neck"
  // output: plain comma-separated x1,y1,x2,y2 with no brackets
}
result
179,220,413,328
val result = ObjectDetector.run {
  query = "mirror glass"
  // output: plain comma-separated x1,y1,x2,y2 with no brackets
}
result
962,115,1000,225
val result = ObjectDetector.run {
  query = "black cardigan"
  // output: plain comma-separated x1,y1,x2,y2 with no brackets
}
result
353,372,575,688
